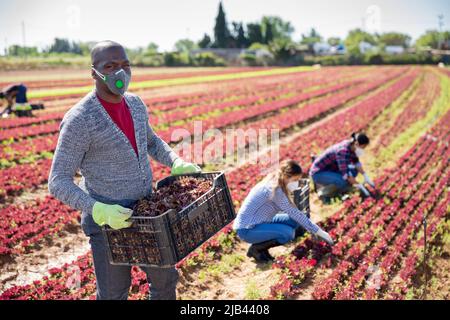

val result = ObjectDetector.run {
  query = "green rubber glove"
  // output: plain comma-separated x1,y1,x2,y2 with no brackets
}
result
171,158,201,175
92,202,133,230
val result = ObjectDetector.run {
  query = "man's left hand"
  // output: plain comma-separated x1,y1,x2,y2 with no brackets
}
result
171,158,201,175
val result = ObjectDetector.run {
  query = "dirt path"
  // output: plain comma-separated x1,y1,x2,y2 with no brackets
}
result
0,184,49,209
177,241,296,300
0,224,90,292
423,239,450,299
0,178,89,293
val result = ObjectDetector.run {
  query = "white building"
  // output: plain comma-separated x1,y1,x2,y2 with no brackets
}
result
359,41,374,54
313,42,331,55
385,45,405,55
330,44,346,55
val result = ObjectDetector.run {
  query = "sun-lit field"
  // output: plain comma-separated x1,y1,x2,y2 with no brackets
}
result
0,65,449,300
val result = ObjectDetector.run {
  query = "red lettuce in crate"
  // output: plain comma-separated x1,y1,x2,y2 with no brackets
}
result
133,176,213,217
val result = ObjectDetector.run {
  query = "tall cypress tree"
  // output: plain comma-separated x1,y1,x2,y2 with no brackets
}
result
214,2,230,48
237,23,248,48
264,23,274,44
247,23,264,44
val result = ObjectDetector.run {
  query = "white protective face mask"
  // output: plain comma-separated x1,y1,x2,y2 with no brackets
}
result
355,147,365,157
287,181,299,192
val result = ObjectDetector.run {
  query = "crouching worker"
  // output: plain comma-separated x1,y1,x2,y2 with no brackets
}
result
0,83,45,118
48,40,201,300
309,132,375,203
0,83,32,118
233,160,334,263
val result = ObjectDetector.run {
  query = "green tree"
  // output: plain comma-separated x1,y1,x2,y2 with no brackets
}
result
327,37,341,46
301,28,323,46
71,41,82,55
345,28,377,55
415,30,450,49
234,22,248,48
248,42,269,51
264,22,274,44
213,2,230,48
378,32,411,48
268,38,296,63
78,41,95,55
174,39,198,52
145,42,159,55
48,38,70,53
247,23,264,45
125,47,144,63
198,34,212,48
48,38,74,54
229,22,240,48
164,52,190,66
7,45,39,56
261,16,294,42
46,38,83,54
192,52,226,66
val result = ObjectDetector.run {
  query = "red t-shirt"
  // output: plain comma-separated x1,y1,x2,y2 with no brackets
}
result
97,95,138,156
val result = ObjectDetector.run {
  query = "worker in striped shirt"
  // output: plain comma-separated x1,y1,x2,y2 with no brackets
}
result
233,160,334,263
309,132,375,203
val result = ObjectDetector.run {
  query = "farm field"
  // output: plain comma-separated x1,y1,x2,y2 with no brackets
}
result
0,65,449,300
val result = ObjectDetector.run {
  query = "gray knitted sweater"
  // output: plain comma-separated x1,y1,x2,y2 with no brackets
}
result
48,91,179,215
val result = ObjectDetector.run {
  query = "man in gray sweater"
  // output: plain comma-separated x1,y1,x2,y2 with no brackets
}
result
48,40,201,300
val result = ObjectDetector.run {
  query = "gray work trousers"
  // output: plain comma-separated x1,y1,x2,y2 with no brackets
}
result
81,212,179,300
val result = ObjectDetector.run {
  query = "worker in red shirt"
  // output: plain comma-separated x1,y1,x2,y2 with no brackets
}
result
49,40,200,300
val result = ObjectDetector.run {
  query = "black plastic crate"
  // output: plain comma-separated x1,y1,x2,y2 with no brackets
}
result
293,178,310,217
102,171,236,267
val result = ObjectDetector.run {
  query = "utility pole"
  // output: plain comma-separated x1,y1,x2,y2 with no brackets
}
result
21,20,27,59
437,14,444,49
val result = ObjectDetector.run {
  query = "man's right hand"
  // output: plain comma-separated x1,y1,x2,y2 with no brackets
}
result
92,202,133,230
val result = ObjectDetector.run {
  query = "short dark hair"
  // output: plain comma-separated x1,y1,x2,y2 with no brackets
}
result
351,132,370,145
0,92,4,99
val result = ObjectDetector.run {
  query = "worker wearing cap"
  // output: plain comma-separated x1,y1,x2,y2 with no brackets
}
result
48,40,201,300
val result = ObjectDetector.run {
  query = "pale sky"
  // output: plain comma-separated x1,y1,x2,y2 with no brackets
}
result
0,0,448,54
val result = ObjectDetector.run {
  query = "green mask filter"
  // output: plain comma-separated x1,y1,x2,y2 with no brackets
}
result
92,67,130,96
